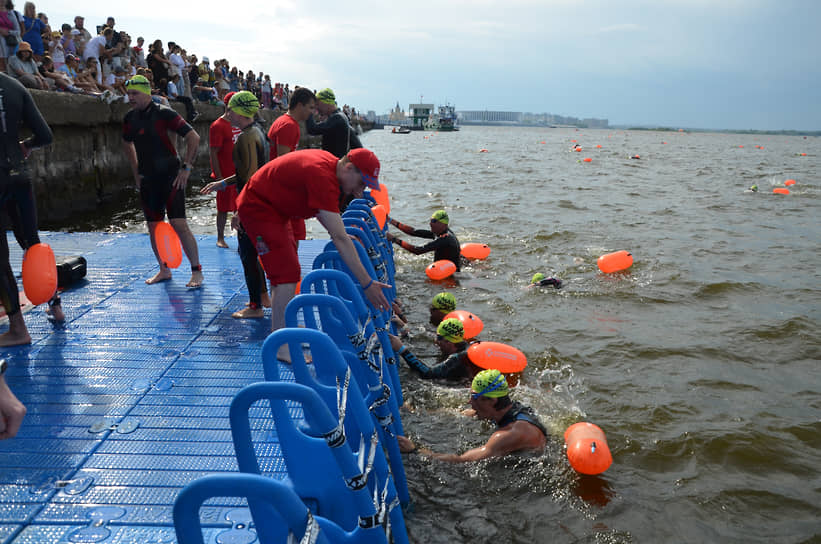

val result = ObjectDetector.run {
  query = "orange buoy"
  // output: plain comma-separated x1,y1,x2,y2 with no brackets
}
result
370,183,390,215
583,157,593,162
596,145,602,148
461,243,491,260
443,310,484,339
800,153,807,156
661,141,667,145
479,149,489,153
597,250,633,273
564,422,612,475
631,155,640,159
574,147,582,152
425,259,457,280
738,145,744,148
22,243,57,305
467,341,527,373
784,179,796,186
540,141,546,144
570,140,577,143
773,188,790,195
370,204,387,229
154,222,182,269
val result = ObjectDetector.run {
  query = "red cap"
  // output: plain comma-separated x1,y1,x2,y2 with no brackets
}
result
223,91,236,105
348,148,380,190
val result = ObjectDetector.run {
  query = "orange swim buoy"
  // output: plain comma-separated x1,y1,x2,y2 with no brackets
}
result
583,157,592,162
773,188,790,195
22,243,57,305
596,145,602,148
784,179,796,186
597,250,633,273
370,183,390,215
443,310,484,339
154,222,182,269
466,341,527,373
574,147,582,152
370,204,387,229
460,243,491,260
479,149,489,153
425,259,457,280
564,422,613,475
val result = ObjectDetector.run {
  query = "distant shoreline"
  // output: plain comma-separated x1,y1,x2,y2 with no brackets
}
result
615,126,821,136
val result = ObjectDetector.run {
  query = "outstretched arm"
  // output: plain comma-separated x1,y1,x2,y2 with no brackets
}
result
401,426,531,463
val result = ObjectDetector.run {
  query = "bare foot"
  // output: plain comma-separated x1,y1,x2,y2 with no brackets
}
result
46,302,65,322
0,330,32,347
216,239,229,248
146,269,172,284
232,305,264,319
187,270,204,288
260,292,271,308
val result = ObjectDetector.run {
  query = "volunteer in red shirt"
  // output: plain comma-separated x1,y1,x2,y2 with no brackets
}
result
209,91,241,248
267,87,316,242
237,147,391,362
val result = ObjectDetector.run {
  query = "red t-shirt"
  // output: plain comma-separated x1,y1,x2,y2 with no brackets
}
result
239,149,341,220
267,113,300,161
209,116,242,178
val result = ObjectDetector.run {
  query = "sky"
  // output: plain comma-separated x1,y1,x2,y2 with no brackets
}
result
41,0,821,130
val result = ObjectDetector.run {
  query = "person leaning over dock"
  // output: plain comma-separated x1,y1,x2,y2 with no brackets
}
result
236,147,391,362
386,209,462,271
390,318,477,381
200,91,270,319
397,369,547,462
267,86,316,245
121,74,203,288
0,72,64,347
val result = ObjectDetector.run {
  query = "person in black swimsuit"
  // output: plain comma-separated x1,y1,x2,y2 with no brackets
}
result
122,75,203,288
398,369,548,462
305,88,362,159
386,209,462,270
391,318,478,381
0,72,61,346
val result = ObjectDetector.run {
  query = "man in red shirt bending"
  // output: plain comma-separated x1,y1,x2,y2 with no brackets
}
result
236,148,391,362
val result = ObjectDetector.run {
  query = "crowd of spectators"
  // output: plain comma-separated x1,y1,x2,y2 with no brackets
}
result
0,5,369,122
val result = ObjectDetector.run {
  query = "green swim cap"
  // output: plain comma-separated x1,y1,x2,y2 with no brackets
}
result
431,292,456,311
471,369,509,398
750,185,758,192
437,318,464,343
531,273,546,284
431,210,449,225
125,75,151,95
317,88,336,105
228,91,259,118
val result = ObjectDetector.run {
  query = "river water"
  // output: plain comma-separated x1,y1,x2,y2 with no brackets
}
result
54,126,820,543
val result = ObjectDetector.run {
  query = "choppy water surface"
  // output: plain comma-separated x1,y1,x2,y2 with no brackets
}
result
73,127,821,543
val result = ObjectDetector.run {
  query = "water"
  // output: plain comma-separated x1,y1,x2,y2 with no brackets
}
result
55,127,820,543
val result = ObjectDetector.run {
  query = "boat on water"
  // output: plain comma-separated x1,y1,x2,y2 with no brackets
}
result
424,104,459,131
391,126,412,134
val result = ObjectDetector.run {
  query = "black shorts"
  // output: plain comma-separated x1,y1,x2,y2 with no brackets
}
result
140,172,186,222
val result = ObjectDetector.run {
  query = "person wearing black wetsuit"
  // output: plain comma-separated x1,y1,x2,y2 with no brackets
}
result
122,74,203,288
305,88,362,159
397,369,548,462
0,72,57,346
386,209,462,270
392,317,478,381
200,91,269,319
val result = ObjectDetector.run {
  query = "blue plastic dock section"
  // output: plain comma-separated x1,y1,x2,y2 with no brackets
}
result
0,232,328,543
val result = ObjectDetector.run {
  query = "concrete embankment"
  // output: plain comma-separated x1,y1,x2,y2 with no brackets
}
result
24,91,372,224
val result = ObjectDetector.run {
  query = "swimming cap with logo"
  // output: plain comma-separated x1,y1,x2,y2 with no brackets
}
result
431,292,456,311
228,91,259,118
317,88,336,105
436,318,464,343
471,369,509,398
531,273,546,284
430,210,449,225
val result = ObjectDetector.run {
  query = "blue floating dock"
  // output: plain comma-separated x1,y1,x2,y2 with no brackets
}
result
0,232,328,543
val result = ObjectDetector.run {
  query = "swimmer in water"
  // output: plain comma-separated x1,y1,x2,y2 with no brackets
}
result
397,369,547,462
390,318,477,381
529,272,562,289
386,210,463,271
429,291,456,326
749,185,758,192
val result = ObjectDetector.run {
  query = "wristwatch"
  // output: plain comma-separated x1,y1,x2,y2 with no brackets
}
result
0,358,7,376
181,163,192,171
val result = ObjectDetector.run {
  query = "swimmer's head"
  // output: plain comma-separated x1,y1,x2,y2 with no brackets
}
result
125,74,151,95
471,369,509,399
228,91,259,118
531,273,546,284
430,210,449,225
436,318,464,344
750,185,758,192
431,292,456,312
317,88,336,105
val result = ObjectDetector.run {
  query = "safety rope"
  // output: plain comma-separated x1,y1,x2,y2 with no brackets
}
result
286,510,320,544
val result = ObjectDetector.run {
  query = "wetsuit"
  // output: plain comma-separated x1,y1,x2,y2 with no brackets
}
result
496,401,548,436
398,343,470,380
535,277,562,289
390,223,462,271
122,101,192,222
229,122,269,309
306,110,362,159
0,73,53,316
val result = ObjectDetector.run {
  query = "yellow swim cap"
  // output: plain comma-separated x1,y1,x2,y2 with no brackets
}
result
228,90,260,118
437,318,464,343
317,88,336,105
471,369,509,398
431,292,456,311
430,210,449,225
531,273,546,284
125,75,151,95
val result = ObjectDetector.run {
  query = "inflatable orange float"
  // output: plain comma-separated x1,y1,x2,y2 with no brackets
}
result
565,422,612,475
154,222,182,269
22,243,57,305
443,310,483,339
425,260,457,280
467,341,527,373
460,243,491,260
597,250,633,273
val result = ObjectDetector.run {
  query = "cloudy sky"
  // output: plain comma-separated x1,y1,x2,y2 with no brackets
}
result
43,0,820,130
